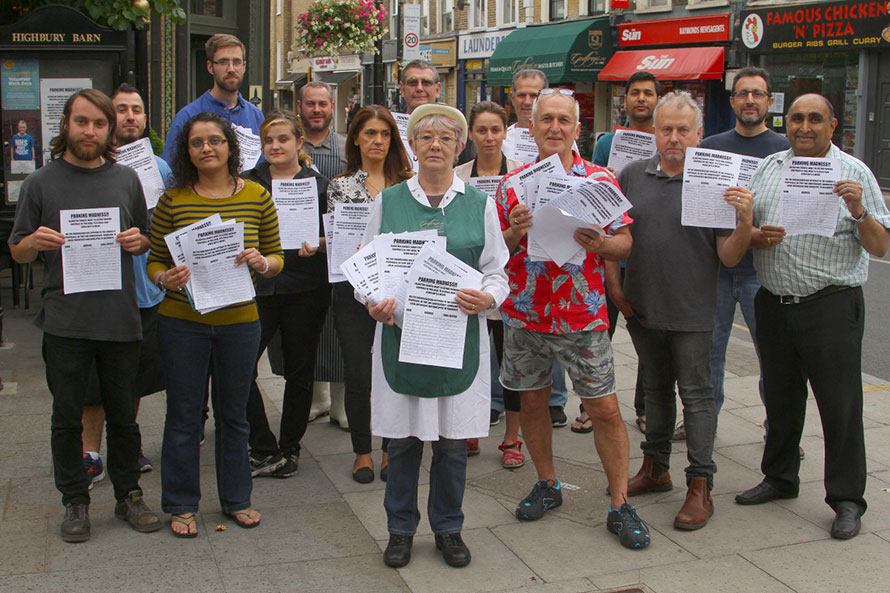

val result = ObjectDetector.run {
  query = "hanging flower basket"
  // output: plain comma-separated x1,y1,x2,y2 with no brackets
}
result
294,0,388,58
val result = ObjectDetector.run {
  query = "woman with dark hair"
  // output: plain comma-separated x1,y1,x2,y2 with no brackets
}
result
454,101,524,468
241,111,330,479
147,112,283,537
328,105,412,483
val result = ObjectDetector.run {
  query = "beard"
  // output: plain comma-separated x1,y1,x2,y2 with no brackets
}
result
115,129,142,146
736,109,767,127
68,137,105,161
215,72,242,92
304,113,332,133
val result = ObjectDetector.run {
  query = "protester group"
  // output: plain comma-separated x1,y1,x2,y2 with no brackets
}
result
9,31,888,569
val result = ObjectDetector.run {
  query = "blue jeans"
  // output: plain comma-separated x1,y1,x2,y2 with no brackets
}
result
159,315,261,514
384,436,467,536
710,270,764,417
627,317,717,484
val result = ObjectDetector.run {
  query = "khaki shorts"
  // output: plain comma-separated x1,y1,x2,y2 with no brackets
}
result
500,325,616,399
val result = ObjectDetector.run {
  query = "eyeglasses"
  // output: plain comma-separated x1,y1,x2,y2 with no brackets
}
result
733,89,769,100
189,136,228,149
416,134,457,147
211,59,245,69
404,79,436,88
539,88,575,97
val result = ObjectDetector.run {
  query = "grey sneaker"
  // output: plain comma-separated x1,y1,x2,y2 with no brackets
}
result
61,503,90,543
607,503,651,549
249,451,286,477
271,449,298,478
114,490,161,533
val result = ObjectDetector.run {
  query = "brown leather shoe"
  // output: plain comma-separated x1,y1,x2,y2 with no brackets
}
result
627,455,673,496
674,477,713,530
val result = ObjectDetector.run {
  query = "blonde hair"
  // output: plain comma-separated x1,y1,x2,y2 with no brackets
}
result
260,111,312,167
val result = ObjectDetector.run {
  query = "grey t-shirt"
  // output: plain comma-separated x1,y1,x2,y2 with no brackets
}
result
10,158,148,341
618,155,730,332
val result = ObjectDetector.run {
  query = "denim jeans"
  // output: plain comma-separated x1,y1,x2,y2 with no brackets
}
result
159,315,261,514
627,318,717,484
43,334,143,506
384,436,467,536
246,287,329,456
710,270,764,416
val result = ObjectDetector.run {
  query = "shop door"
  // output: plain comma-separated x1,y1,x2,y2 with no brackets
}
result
875,79,890,189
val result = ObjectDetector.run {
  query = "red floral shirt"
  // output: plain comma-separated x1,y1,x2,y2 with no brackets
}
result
496,152,631,334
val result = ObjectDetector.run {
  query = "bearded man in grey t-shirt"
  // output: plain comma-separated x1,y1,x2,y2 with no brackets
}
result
9,89,161,543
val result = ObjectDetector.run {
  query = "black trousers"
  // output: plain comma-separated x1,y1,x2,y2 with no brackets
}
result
43,333,142,505
755,286,867,512
606,267,646,417
487,319,520,412
332,282,388,455
246,287,330,456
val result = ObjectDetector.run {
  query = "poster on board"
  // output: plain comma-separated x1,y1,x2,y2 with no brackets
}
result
39,78,92,164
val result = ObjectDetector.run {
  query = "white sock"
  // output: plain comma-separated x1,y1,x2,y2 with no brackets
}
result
84,451,100,460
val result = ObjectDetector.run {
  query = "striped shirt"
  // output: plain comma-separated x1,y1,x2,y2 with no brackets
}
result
750,144,890,296
147,180,284,325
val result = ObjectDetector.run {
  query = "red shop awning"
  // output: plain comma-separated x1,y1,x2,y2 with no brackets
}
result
598,47,725,81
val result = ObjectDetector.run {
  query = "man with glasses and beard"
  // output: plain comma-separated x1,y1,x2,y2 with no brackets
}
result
161,33,263,166
698,68,790,448
9,89,161,543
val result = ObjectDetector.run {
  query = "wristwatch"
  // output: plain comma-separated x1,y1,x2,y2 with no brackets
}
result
156,274,167,292
852,209,868,223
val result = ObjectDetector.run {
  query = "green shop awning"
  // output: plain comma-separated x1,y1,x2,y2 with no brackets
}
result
487,17,612,87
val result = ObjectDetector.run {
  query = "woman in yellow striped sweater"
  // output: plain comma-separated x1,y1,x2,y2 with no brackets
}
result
147,112,283,538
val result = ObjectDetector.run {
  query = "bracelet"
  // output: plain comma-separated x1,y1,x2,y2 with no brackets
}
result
156,273,167,292
852,209,868,224
259,257,270,275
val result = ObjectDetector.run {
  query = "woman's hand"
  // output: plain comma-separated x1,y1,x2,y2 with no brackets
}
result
235,248,269,274
455,288,494,315
367,298,397,325
160,265,190,291
298,242,319,257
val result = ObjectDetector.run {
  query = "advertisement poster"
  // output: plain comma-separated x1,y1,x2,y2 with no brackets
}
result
2,59,40,110
39,78,92,164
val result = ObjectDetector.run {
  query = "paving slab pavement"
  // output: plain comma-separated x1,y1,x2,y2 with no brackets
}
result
1,286,889,593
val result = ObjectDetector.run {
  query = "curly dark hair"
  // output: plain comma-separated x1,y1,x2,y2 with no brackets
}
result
171,112,241,189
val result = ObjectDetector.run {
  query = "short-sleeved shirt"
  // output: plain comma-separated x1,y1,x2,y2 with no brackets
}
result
132,155,173,308
591,132,615,167
161,90,264,166
496,151,632,334
12,133,34,160
699,128,790,276
619,154,730,332
750,144,890,297
9,158,148,341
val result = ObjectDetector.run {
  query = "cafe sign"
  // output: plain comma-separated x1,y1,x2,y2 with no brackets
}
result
741,0,890,52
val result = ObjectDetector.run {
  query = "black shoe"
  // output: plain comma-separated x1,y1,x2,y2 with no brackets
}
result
735,480,797,505
114,490,162,533
352,466,374,484
271,449,298,478
490,409,503,426
380,465,388,482
435,533,471,567
550,406,567,428
515,479,562,521
830,501,862,540
61,503,90,543
249,451,286,478
383,533,413,567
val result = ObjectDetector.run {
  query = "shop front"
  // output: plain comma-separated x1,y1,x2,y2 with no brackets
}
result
488,17,613,159
600,14,733,137
418,38,458,107
457,28,514,113
740,0,890,188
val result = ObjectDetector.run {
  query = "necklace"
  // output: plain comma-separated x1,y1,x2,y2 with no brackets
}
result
194,177,237,199
364,176,385,198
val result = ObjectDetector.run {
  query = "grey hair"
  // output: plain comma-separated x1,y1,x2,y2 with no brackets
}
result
512,68,548,90
299,81,334,101
411,114,465,152
653,91,702,130
531,92,580,125
402,60,440,84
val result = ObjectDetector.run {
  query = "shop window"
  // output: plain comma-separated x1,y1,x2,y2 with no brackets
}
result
469,0,487,29
549,0,566,20
441,0,454,32
498,0,518,25
422,0,431,34
191,0,222,17
587,0,605,14
635,0,671,11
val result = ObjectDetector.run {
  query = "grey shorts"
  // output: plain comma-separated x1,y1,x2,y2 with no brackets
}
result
500,325,616,399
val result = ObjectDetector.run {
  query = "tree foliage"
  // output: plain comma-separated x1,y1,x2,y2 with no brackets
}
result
3,0,186,31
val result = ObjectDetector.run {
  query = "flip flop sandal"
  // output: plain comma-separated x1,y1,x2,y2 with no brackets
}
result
498,440,525,469
466,438,480,456
225,508,261,529
571,414,594,434
635,415,647,433
170,513,198,539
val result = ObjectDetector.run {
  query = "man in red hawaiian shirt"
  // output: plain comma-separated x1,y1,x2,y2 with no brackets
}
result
496,90,650,550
